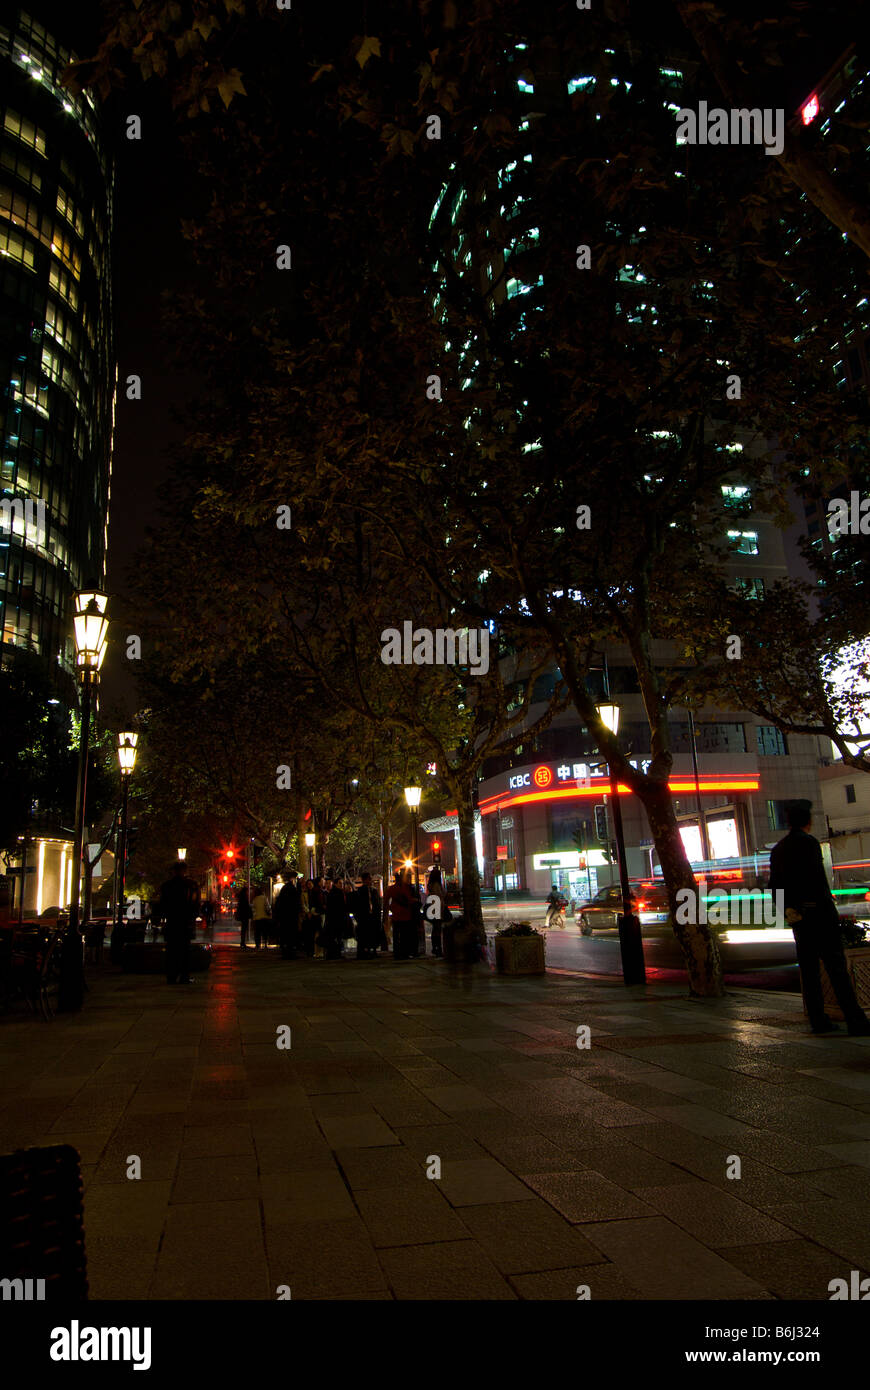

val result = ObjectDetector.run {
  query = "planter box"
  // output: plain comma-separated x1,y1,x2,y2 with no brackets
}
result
802,946,870,1020
121,942,212,974
495,934,545,976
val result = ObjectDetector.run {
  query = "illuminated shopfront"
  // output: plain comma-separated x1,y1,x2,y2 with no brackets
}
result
423,757,765,895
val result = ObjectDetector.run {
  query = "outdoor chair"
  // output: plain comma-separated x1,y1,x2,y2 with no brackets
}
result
9,929,60,1020
0,1143,88,1299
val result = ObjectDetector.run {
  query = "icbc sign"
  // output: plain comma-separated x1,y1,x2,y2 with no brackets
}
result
533,765,553,788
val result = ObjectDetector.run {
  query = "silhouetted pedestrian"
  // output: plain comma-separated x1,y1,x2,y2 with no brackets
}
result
425,866,447,957
770,799,870,1036
235,887,253,949
251,886,271,949
158,861,200,984
352,873,381,958
324,879,350,959
274,871,301,959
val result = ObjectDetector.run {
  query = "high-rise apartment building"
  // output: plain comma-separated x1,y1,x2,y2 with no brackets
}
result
423,38,836,898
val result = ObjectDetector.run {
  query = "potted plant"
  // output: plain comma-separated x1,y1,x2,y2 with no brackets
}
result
810,917,870,1020
495,921,546,976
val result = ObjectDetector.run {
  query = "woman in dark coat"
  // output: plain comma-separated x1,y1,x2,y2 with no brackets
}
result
385,869,415,960
324,879,351,959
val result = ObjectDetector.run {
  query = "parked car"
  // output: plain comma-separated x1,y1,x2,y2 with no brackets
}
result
39,905,69,927
833,883,870,920
577,882,670,935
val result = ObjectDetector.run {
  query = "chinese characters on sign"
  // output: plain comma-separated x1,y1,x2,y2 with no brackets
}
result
507,759,651,791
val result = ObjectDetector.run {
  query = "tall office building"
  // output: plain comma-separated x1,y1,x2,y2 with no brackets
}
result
0,7,115,913
422,36,835,898
0,6,114,679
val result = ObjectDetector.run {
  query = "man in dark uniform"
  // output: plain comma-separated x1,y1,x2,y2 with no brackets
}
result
351,872,381,959
769,800,870,1035
158,861,200,984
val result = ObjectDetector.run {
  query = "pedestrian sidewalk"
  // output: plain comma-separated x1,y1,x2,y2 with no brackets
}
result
2,949,870,1300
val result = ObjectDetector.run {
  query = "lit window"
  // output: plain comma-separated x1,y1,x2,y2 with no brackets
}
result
727,529,759,554
735,576,764,598
721,484,750,508
3,109,47,157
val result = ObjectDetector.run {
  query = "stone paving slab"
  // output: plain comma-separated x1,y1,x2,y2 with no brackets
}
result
3,947,870,1301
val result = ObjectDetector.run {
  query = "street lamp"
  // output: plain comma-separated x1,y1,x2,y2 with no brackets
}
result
595,694,646,986
59,588,109,1011
305,832,315,880
686,707,711,864
110,731,138,962
404,785,422,890
177,847,187,862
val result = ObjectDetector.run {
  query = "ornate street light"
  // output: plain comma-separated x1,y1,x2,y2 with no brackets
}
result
304,831,315,880
59,588,109,1011
404,785,422,891
596,703,620,736
72,590,109,669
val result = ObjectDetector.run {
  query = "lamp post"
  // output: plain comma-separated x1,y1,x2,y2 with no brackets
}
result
177,847,187,862
686,708,711,865
58,589,109,1012
404,785,422,891
110,731,138,962
596,697,646,986
305,832,315,880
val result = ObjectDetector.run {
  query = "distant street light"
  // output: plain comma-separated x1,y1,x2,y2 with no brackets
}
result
305,832,316,879
177,847,187,862
110,731,138,962
59,589,109,1012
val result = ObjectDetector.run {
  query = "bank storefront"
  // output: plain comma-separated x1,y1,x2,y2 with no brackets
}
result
420,757,762,900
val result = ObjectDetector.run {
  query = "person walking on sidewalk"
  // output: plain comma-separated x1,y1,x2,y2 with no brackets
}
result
251,885,272,950
158,861,200,984
769,799,870,1036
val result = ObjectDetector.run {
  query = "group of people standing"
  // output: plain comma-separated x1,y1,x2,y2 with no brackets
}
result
233,865,452,963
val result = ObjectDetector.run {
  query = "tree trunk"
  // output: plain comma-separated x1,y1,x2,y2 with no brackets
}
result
83,846,94,924
296,805,308,877
380,810,392,895
636,777,724,997
454,784,484,935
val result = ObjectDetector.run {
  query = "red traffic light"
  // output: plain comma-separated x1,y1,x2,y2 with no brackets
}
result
226,849,235,860
222,874,230,884
801,93,819,125
432,841,441,852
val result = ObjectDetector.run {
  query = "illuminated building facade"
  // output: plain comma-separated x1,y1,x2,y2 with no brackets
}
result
0,6,114,676
0,7,115,916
